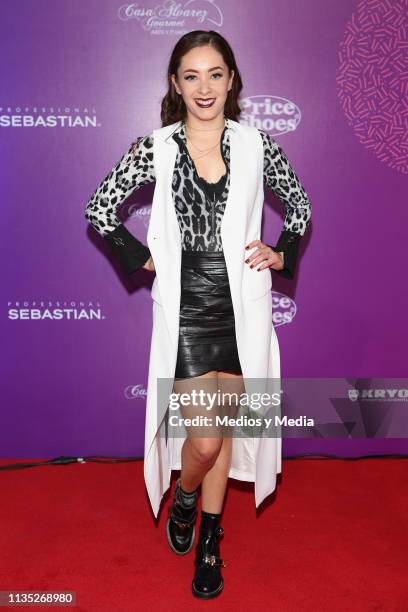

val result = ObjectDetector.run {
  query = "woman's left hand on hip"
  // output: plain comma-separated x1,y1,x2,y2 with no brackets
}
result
244,240,284,272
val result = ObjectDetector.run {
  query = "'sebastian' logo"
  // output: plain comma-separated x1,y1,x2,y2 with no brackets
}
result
7,301,104,320
0,106,99,129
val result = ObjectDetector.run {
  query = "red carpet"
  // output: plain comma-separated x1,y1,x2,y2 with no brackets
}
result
0,458,406,611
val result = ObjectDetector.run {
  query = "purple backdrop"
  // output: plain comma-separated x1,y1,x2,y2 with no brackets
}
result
2,0,407,458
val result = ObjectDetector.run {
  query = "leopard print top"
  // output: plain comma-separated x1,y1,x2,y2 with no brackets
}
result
84,118,311,277
85,118,311,241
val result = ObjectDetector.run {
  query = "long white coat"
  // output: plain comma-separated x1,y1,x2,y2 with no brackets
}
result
144,118,282,518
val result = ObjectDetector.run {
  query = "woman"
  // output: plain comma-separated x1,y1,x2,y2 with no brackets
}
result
85,30,311,599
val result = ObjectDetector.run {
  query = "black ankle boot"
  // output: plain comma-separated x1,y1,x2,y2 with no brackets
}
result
192,511,226,599
166,478,198,555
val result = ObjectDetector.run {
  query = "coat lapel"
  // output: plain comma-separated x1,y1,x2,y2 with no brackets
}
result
147,118,247,350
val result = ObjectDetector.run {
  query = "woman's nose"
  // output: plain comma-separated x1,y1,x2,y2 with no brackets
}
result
197,79,211,94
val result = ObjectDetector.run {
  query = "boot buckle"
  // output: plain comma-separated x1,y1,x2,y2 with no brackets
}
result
169,504,197,529
203,554,226,568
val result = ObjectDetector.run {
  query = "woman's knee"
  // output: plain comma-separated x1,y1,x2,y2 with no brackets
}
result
189,438,223,465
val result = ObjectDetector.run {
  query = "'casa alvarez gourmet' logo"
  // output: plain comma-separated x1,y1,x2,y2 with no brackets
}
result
118,1,223,34
127,204,152,229
240,96,301,137
124,384,148,400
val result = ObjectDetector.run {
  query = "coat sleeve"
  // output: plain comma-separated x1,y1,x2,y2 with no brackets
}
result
84,134,155,274
259,129,312,279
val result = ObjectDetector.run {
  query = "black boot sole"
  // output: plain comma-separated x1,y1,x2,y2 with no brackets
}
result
166,517,195,555
192,578,224,599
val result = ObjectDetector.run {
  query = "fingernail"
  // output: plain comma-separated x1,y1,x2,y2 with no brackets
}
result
250,265,254,268
245,246,249,250
245,258,249,263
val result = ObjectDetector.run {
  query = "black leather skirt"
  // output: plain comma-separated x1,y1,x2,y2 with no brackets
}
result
174,250,243,380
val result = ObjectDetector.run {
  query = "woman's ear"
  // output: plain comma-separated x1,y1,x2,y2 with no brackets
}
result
171,74,180,95
228,70,234,91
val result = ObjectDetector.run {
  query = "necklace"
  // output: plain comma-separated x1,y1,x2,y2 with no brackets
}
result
184,119,226,160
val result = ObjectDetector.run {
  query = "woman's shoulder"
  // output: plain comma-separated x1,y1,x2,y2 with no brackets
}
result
256,127,280,153
130,121,183,149
129,132,154,160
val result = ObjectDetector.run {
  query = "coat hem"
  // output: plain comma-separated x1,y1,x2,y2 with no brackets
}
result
170,463,272,482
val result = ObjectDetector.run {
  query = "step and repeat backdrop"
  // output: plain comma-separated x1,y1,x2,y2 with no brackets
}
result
2,0,407,458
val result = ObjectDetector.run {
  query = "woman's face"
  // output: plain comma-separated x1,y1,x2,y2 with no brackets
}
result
171,45,234,124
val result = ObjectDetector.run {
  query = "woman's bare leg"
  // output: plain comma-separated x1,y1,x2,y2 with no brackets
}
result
201,371,245,513
173,370,223,493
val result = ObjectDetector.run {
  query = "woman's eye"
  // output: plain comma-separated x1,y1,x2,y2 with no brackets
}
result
184,73,223,81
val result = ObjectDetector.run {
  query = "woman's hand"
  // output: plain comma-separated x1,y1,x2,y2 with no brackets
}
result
244,240,284,272
142,256,156,272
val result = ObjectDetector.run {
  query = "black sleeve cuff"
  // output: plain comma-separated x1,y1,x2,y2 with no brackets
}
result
104,223,151,275
268,230,301,280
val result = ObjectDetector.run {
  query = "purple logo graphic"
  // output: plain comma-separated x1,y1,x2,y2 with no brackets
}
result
336,0,408,174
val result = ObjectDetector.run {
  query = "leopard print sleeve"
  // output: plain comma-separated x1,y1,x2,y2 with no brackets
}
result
259,129,312,279
84,134,155,274
85,134,155,235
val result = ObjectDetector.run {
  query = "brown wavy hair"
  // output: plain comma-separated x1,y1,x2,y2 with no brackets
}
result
160,29,243,126
131,30,242,156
